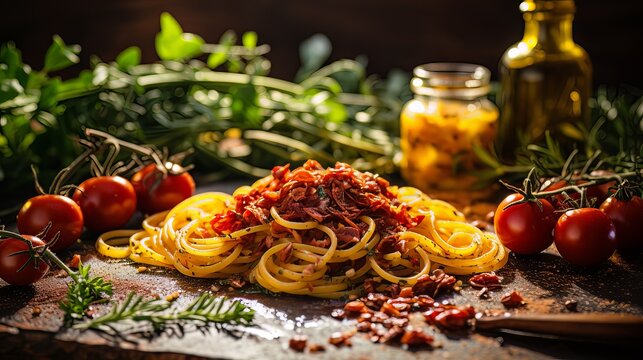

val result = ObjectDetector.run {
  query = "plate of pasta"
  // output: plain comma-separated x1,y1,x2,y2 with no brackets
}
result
97,160,508,299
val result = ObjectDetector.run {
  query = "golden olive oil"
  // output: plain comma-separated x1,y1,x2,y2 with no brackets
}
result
496,0,592,162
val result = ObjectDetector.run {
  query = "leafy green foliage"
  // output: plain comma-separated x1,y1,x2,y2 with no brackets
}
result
59,263,113,321
475,86,643,185
75,292,254,334
44,35,80,72
0,13,407,201
116,46,141,68
155,12,204,61
296,34,332,82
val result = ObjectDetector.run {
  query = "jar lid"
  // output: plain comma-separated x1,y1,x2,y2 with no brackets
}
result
519,0,575,13
411,63,491,100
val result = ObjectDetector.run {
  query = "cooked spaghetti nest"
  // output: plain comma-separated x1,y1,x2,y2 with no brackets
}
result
97,183,507,299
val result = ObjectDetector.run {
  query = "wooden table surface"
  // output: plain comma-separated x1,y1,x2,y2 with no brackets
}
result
1,181,641,359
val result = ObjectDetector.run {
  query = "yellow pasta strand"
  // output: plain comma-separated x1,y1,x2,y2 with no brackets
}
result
97,180,508,299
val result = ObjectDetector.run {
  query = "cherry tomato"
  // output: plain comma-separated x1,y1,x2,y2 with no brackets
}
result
17,194,84,252
599,196,643,252
554,208,616,266
131,164,195,214
494,194,556,254
72,176,137,232
0,235,50,285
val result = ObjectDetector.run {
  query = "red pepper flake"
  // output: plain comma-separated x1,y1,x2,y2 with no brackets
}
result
289,334,307,352
344,300,366,313
468,272,502,289
412,269,456,297
308,343,326,352
378,326,404,343
278,242,293,263
356,321,373,332
501,290,525,308
68,254,81,269
328,331,354,347
399,286,414,298
380,302,401,317
331,309,346,319
400,328,434,346
433,308,475,329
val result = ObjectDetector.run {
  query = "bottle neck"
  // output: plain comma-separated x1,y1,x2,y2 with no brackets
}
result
522,12,575,51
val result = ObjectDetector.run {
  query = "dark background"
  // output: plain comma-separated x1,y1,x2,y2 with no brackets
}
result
1,0,642,86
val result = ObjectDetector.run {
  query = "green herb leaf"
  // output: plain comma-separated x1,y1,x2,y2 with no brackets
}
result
59,263,113,321
0,79,23,103
75,292,254,334
242,31,258,50
207,31,236,69
155,12,204,61
115,46,141,68
44,35,80,73
296,34,332,82
207,51,227,69
38,78,60,109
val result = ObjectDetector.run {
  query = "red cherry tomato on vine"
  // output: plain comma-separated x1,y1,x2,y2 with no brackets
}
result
72,176,137,232
131,164,195,214
599,196,643,252
494,194,556,255
17,194,84,252
0,235,50,285
554,208,616,266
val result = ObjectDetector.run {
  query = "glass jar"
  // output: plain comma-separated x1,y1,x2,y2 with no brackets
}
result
400,63,498,196
496,0,592,163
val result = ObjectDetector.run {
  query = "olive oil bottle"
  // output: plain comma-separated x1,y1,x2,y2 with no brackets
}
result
496,0,592,162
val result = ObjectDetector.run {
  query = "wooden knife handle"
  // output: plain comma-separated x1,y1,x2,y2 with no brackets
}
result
475,312,643,339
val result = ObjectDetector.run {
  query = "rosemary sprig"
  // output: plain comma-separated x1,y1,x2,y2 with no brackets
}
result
74,292,254,333
59,263,113,321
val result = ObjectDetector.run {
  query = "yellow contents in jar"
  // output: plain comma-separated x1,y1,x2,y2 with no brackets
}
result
400,99,497,193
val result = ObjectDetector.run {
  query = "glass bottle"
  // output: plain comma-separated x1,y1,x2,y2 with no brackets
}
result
400,63,498,197
496,0,592,162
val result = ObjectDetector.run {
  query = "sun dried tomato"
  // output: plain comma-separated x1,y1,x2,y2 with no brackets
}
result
501,290,525,307
412,269,456,297
433,308,474,329
468,272,502,289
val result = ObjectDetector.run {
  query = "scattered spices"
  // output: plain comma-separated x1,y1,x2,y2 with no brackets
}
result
230,278,247,289
468,272,502,289
136,266,149,273
501,291,525,308
330,287,476,349
400,328,434,346
210,285,221,292
412,269,457,297
344,300,367,313
289,334,308,352
165,291,181,302
329,330,354,347
308,343,326,352
469,272,503,297
564,299,578,312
